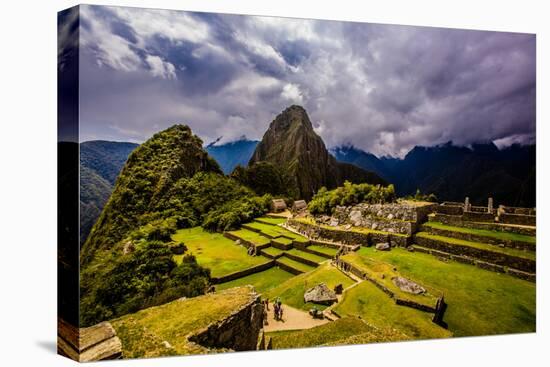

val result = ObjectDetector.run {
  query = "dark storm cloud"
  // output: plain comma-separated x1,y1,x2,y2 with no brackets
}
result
78,5,535,156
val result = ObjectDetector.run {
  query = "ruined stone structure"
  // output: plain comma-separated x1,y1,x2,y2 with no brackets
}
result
189,293,264,351
434,199,536,227
326,201,437,235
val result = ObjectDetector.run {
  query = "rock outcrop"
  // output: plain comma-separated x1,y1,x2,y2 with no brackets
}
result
392,276,426,295
304,283,338,305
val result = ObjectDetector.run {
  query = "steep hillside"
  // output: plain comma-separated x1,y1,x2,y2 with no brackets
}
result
79,141,138,244
206,138,258,174
333,142,535,206
80,125,272,326
81,125,222,266
247,105,385,200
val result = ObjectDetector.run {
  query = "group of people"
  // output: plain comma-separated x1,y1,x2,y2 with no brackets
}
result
262,297,284,322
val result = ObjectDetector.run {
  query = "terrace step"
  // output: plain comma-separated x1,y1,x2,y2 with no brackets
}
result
413,232,535,273
260,246,285,259
283,248,327,267
301,244,339,259
411,245,536,282
421,222,535,251
223,230,272,250
271,236,294,250
276,257,316,275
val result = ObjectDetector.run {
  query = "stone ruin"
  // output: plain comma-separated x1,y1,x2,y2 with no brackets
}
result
303,283,338,305
435,197,536,227
318,201,437,235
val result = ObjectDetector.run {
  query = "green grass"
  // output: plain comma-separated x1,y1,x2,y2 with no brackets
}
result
277,257,316,273
245,221,309,243
216,267,295,294
266,263,355,311
111,287,255,358
307,245,339,257
261,246,284,258
286,248,328,264
273,236,293,245
424,221,536,244
255,216,287,225
266,317,409,349
416,232,536,260
334,281,451,340
347,246,536,337
172,227,271,278
341,249,440,309
225,228,271,246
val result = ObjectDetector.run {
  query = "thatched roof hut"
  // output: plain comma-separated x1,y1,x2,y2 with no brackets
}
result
271,199,287,212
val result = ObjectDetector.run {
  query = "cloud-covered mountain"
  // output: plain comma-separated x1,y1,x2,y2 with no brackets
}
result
206,137,259,174
332,142,535,207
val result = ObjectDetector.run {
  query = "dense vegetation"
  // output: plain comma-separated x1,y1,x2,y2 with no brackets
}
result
308,181,396,215
81,242,210,326
80,125,272,326
231,161,298,198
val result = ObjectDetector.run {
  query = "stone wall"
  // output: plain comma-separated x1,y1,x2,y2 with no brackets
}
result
435,205,463,215
462,211,495,223
499,213,536,226
500,206,536,216
287,219,410,247
189,292,264,351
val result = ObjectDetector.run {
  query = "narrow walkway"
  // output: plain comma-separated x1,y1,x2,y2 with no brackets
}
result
263,304,329,332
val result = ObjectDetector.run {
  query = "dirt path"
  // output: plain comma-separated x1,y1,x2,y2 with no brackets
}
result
263,304,329,332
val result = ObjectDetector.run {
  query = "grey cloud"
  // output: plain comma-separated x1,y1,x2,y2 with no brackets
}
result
78,5,535,157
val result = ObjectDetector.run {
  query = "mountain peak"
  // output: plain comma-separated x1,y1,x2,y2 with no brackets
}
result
270,104,313,132
249,106,385,199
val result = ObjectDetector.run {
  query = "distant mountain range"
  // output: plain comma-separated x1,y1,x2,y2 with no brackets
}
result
206,137,259,174
80,140,138,244
332,142,535,207
201,120,535,207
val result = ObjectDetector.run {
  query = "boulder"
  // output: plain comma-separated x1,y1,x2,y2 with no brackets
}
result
375,242,391,251
329,218,339,227
387,213,394,220
392,276,426,295
304,283,338,305
349,210,362,226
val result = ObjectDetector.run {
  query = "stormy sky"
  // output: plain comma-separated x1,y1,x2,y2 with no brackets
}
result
75,5,535,157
